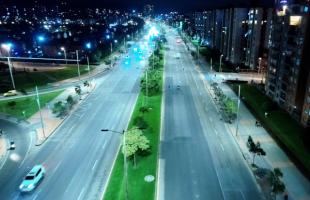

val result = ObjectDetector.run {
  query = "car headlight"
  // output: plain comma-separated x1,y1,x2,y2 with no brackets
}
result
19,184,24,189
27,184,34,189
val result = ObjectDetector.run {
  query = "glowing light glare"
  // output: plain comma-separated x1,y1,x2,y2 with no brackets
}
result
148,26,159,38
10,153,21,162
86,42,91,49
1,43,13,51
60,46,65,51
37,36,45,42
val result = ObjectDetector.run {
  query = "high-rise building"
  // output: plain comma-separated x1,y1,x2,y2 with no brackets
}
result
214,9,224,50
193,12,206,42
219,8,248,65
243,8,272,70
266,1,310,126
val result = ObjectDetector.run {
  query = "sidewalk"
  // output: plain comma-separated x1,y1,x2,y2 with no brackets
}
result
193,52,310,199
217,80,310,200
30,82,96,146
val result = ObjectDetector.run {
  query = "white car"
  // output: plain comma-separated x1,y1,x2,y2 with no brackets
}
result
3,90,18,97
19,165,45,192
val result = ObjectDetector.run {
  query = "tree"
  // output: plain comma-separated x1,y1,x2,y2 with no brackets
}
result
123,128,150,167
52,101,67,117
66,95,75,109
247,136,266,165
269,168,286,199
75,86,81,100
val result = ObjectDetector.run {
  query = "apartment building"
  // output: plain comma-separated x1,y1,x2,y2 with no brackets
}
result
266,1,310,126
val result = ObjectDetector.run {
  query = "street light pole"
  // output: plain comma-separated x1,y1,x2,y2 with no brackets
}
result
110,42,113,69
87,56,90,77
61,47,67,65
76,50,80,80
101,129,129,200
122,129,129,200
220,54,223,73
235,85,241,137
145,68,148,106
258,57,262,74
1,44,16,89
36,86,46,138
197,44,200,60
7,57,16,90
210,57,213,71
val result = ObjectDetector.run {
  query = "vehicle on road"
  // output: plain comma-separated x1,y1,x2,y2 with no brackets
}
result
9,141,15,150
19,165,45,192
3,90,18,97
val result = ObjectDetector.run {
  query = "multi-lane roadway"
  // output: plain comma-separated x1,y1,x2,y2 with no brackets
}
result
0,36,151,200
157,27,263,200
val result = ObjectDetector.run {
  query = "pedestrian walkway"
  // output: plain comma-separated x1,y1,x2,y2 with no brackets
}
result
29,82,96,145
190,45,310,199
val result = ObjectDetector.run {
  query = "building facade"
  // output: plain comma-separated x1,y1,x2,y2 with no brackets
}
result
266,2,310,126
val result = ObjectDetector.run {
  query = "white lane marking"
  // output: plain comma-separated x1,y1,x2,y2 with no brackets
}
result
78,114,84,120
92,159,98,171
220,144,225,151
77,187,85,200
54,161,62,173
214,129,218,135
209,117,213,123
68,126,74,133
32,190,41,200
33,194,38,200
19,130,34,168
102,140,107,149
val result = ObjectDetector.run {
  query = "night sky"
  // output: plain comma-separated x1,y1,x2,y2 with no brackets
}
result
4,0,274,12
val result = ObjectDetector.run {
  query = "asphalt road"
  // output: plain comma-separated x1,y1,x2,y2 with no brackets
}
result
0,36,152,200
158,27,263,200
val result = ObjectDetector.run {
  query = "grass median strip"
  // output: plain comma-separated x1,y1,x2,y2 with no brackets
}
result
104,42,164,200
0,90,63,119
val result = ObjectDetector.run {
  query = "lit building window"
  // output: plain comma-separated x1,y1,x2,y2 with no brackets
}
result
290,16,302,26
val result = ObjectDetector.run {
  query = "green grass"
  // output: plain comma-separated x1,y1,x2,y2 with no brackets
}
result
0,90,63,119
230,84,310,173
1,65,94,91
104,45,164,200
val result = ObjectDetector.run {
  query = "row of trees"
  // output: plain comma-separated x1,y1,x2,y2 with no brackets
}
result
211,82,237,123
247,136,286,199
123,39,165,167
52,81,90,117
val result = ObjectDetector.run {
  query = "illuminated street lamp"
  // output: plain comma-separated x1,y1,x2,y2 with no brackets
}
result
219,54,224,73
37,35,46,42
85,42,92,49
1,43,16,89
101,129,129,200
60,46,67,65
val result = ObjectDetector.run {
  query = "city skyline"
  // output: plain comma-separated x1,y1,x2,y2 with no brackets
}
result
2,0,274,12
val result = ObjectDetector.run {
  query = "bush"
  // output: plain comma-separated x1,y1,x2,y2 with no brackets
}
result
7,101,16,108
133,116,148,130
139,106,149,113
66,95,75,109
52,101,67,117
